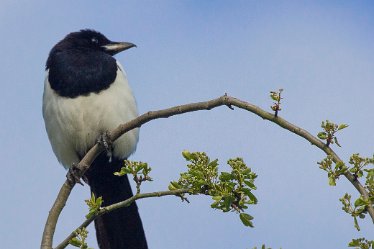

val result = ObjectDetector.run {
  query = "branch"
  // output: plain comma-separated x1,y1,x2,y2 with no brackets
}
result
54,189,189,249
227,97,374,221
41,94,373,249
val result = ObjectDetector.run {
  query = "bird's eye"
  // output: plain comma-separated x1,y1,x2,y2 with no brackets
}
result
91,37,99,44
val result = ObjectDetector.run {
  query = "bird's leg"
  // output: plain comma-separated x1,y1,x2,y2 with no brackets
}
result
97,131,113,162
66,163,89,185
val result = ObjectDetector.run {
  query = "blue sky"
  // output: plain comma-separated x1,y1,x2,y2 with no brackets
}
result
0,1,373,248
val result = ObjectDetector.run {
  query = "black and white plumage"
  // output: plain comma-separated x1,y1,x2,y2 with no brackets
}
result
43,29,147,249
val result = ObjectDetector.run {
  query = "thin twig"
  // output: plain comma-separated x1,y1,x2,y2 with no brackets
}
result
55,189,189,249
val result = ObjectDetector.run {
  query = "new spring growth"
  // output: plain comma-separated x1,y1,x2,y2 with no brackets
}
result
114,160,153,194
317,120,348,147
85,193,103,219
69,227,93,249
270,89,283,117
319,153,373,231
169,150,258,227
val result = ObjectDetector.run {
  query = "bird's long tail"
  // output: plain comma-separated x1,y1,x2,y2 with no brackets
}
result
84,154,148,249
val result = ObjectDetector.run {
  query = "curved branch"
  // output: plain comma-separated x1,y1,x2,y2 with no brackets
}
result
227,97,374,220
41,181,74,249
41,94,373,249
41,95,232,249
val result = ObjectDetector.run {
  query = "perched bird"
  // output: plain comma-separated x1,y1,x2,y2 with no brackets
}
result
43,29,147,249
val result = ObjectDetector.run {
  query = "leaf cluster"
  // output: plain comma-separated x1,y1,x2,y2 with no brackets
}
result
339,154,374,232
84,193,103,220
317,120,348,147
69,227,93,249
317,156,347,186
115,160,153,194
348,237,374,249
349,153,374,180
340,193,372,231
270,89,283,116
348,153,374,200
169,150,258,227
319,153,374,233
316,120,373,243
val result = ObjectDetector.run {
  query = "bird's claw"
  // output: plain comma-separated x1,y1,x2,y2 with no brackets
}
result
66,163,88,185
97,131,113,162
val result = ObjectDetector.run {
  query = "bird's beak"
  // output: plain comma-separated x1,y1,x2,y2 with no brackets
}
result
102,42,136,55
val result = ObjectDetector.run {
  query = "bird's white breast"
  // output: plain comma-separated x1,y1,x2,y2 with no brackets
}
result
43,62,139,169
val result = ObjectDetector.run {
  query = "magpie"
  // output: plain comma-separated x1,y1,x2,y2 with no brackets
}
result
43,29,148,249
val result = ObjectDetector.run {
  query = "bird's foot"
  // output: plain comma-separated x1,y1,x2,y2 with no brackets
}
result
97,131,113,162
66,163,89,186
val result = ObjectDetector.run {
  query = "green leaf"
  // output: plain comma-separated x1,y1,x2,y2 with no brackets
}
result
114,167,131,176
182,150,192,160
270,92,278,101
334,137,341,147
242,168,252,175
353,216,360,231
168,184,177,191
208,159,219,168
85,193,103,219
242,188,258,204
354,197,366,207
212,195,222,201
328,177,336,186
335,161,346,170
220,172,233,181
239,213,254,227
244,180,256,189
317,132,327,140
69,238,82,247
337,124,349,130
348,240,359,247
169,181,182,190
222,196,234,211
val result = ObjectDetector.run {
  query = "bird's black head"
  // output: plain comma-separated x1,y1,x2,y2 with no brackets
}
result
46,29,136,97
48,29,136,60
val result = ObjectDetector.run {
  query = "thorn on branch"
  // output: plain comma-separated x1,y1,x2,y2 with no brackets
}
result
222,93,234,110
227,104,234,110
178,194,190,203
